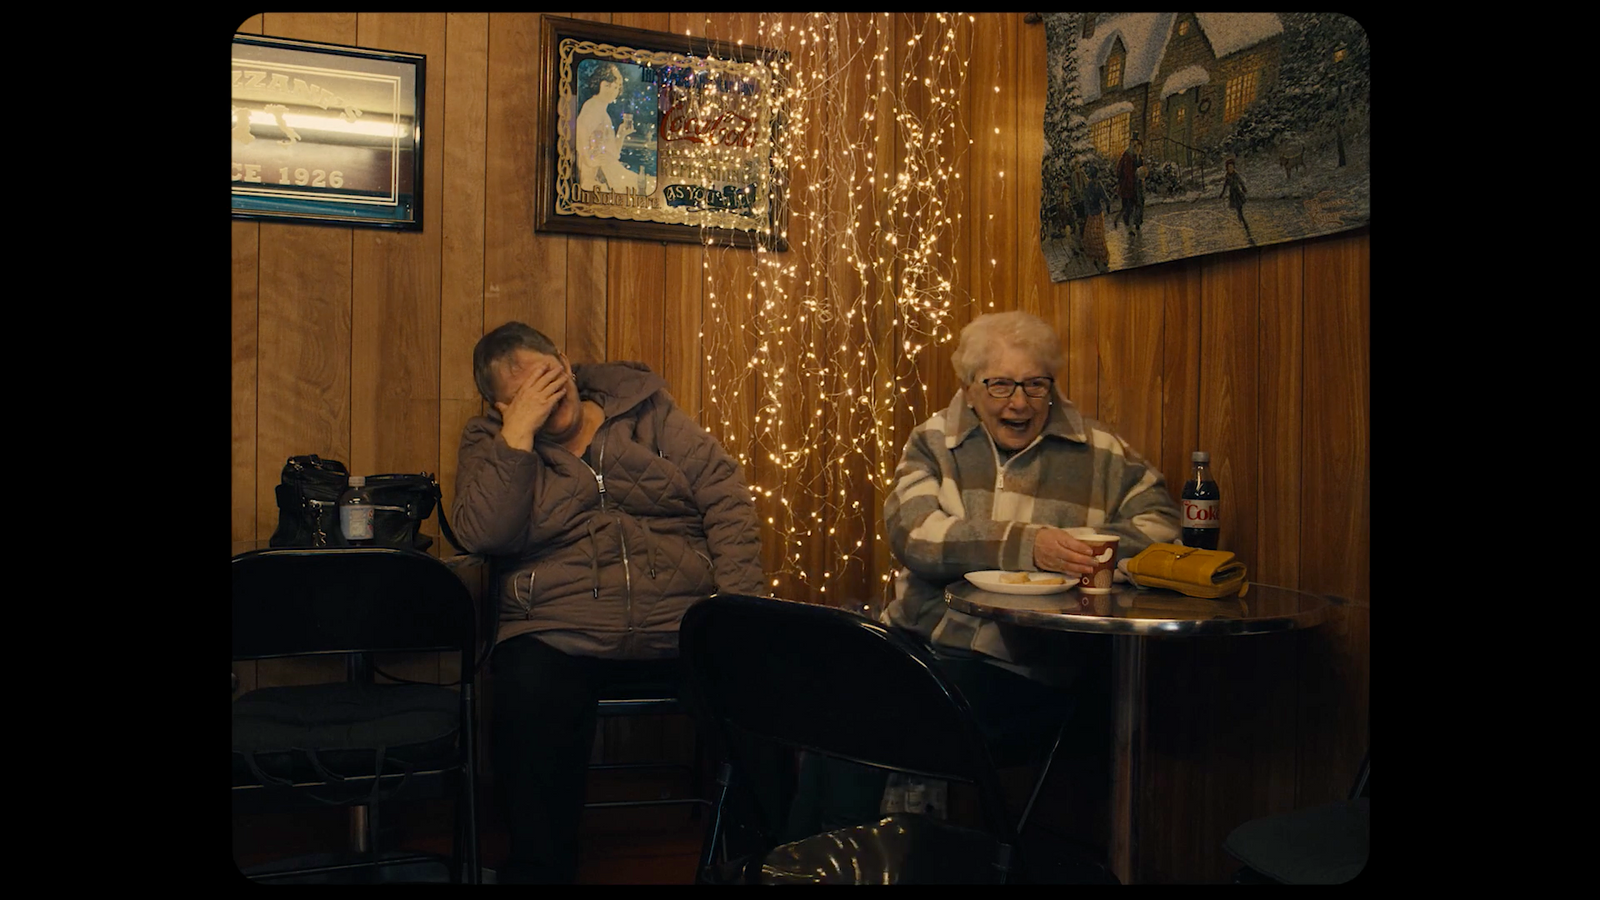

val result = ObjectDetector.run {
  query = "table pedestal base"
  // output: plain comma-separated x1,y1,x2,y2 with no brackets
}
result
940,580,1337,886
1109,634,1145,886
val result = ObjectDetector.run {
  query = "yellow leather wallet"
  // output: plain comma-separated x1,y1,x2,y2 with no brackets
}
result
1124,543,1248,599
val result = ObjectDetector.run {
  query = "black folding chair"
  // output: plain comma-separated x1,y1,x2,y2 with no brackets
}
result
584,680,711,814
231,547,482,884
474,557,709,816
1224,750,1370,884
681,593,1023,884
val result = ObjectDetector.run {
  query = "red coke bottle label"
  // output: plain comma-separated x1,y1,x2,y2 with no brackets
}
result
1182,499,1219,528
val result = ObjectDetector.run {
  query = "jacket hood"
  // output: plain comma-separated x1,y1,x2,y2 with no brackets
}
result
574,361,669,418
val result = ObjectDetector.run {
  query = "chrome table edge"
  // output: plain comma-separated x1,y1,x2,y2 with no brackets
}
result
943,582,1338,637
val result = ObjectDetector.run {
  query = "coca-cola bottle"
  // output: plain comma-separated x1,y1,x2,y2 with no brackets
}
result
1181,451,1220,549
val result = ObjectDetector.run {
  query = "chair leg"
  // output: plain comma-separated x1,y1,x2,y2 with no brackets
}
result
461,684,481,884
696,762,734,884
464,769,480,883
690,729,704,821
452,777,476,884
1016,721,1068,835
994,842,1015,885
366,802,382,880
451,791,463,883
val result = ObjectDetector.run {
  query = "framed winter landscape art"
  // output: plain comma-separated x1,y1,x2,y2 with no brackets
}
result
1040,13,1369,281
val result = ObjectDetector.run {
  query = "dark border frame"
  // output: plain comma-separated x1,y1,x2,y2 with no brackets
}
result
534,15,789,250
231,33,426,231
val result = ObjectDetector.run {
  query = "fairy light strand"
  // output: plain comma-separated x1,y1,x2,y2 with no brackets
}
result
686,13,985,616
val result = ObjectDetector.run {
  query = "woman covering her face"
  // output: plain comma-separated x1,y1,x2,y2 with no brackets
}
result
452,321,765,883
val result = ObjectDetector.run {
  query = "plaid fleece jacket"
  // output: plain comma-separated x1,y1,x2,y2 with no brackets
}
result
882,389,1181,672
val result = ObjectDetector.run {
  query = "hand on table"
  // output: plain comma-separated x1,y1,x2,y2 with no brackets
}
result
1033,526,1096,576
496,361,569,452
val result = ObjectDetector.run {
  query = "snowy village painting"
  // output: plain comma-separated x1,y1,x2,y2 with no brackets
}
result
1040,12,1370,281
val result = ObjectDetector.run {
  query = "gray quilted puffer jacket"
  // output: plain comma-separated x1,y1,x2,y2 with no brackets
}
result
451,361,766,659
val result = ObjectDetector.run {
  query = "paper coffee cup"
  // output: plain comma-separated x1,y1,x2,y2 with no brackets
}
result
1079,532,1120,593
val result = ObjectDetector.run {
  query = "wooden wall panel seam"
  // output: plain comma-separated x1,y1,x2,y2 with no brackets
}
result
1292,241,1305,592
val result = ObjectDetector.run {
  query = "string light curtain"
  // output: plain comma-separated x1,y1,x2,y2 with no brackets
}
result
687,13,983,616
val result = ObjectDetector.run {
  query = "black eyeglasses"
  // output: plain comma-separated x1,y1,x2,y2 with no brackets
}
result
980,377,1054,399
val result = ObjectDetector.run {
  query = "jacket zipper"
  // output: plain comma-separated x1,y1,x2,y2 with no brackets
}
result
602,431,635,629
581,429,634,627
648,415,664,578
990,434,1044,493
579,453,606,598
585,519,601,599
519,570,536,619
641,520,657,578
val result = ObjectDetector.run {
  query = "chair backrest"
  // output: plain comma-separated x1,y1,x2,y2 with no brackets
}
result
680,593,1014,834
232,547,477,661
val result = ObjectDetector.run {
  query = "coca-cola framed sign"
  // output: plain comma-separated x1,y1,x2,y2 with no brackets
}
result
534,16,789,250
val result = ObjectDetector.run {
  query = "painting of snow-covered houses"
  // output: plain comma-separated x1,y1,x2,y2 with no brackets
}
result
1041,12,1369,281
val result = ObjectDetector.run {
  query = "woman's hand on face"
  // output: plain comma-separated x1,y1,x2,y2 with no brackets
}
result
1033,527,1095,576
495,362,568,452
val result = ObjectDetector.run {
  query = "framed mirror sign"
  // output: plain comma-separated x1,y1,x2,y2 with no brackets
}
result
535,16,789,250
231,34,425,230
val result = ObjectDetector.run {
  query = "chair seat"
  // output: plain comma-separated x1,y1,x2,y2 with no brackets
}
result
1223,797,1369,885
232,682,461,786
757,813,1008,884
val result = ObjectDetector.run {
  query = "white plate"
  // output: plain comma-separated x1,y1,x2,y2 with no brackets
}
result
964,570,1078,595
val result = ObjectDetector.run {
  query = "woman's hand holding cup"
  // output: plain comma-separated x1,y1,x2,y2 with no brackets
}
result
1033,526,1095,576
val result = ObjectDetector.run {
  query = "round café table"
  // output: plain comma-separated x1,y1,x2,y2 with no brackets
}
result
943,579,1338,885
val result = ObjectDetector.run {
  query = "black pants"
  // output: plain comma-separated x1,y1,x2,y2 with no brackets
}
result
489,633,685,884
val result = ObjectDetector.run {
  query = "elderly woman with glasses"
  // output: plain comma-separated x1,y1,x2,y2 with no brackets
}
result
883,310,1181,677
783,311,1182,841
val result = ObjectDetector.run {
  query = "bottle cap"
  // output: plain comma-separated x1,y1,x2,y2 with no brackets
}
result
348,475,365,487
1191,451,1209,463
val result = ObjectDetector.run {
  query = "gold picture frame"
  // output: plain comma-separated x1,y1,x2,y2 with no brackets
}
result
534,16,788,250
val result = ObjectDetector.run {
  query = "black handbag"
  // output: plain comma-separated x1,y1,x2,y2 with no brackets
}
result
268,455,462,552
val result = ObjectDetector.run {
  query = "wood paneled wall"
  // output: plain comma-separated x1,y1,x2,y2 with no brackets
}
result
231,12,1368,884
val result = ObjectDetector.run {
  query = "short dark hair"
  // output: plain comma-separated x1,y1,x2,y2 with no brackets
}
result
473,322,560,404
585,62,622,93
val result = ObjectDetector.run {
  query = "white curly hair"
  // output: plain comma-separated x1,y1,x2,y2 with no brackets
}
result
950,311,1064,384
